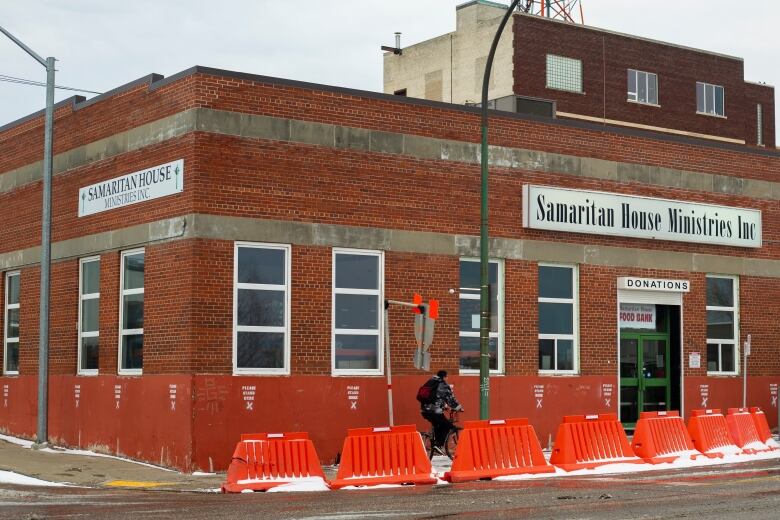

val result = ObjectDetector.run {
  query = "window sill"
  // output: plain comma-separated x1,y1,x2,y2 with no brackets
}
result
627,99,661,108
696,111,727,119
706,371,739,377
77,370,99,377
331,371,384,377
546,86,585,95
2,372,19,377
459,370,504,376
233,370,290,376
118,370,142,377
538,370,579,377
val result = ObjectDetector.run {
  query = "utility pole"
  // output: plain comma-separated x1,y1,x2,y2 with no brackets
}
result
479,0,522,420
0,26,55,447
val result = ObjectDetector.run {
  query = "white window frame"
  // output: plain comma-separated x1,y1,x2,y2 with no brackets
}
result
3,271,20,376
627,69,659,105
696,81,726,117
78,256,100,376
545,54,583,93
331,248,384,376
706,274,739,376
538,263,579,375
458,258,504,375
232,242,291,376
118,248,144,376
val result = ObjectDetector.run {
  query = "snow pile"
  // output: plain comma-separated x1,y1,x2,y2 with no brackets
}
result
265,477,330,493
0,470,68,487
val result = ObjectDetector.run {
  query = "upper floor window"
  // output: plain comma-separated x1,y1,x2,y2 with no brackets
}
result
3,272,20,375
332,249,383,375
696,82,725,117
119,249,144,375
78,257,100,375
538,264,578,373
627,69,658,105
546,54,582,93
458,259,502,373
706,275,738,374
234,243,291,375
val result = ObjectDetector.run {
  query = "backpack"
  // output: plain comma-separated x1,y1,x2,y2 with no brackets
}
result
416,379,439,404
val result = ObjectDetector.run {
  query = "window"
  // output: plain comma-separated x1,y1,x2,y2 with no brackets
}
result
757,104,764,146
459,259,502,372
538,264,578,373
233,243,291,374
546,54,582,93
3,272,20,375
78,257,100,374
706,275,738,374
627,69,658,105
696,82,725,117
119,249,144,374
332,249,383,375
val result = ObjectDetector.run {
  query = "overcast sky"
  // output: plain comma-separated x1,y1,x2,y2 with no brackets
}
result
1,0,777,137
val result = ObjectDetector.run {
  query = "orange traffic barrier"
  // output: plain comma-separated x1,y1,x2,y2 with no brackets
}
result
329,425,436,489
221,432,326,493
631,411,714,464
687,409,740,455
550,413,644,471
749,407,780,448
443,418,554,482
726,408,774,454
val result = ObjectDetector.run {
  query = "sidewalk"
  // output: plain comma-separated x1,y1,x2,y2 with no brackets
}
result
0,436,224,491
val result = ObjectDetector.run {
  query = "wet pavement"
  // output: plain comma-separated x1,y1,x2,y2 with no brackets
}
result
3,458,780,519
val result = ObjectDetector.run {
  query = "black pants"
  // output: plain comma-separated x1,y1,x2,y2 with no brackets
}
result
422,411,452,448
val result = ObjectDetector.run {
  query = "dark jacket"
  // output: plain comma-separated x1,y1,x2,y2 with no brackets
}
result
420,376,462,414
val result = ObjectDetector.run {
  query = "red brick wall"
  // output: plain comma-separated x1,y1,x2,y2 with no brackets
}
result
512,15,772,146
744,83,776,147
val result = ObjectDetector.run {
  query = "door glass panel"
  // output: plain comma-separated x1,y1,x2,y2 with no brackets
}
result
620,386,638,424
620,338,638,378
643,386,667,412
642,339,666,379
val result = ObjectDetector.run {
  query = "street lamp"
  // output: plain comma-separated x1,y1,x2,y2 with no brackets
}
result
0,26,55,447
479,0,522,420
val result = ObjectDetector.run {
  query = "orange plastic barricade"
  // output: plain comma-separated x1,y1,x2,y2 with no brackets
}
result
687,409,740,456
749,407,780,449
726,408,774,454
443,418,554,482
329,425,436,489
550,414,644,471
631,411,714,464
221,432,326,493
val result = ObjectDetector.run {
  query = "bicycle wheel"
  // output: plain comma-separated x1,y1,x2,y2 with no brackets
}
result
444,428,460,459
421,431,435,460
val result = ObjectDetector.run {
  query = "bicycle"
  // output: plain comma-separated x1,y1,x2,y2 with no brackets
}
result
420,409,462,460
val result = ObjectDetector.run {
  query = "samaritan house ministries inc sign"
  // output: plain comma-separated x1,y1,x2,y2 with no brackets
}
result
78,159,184,217
522,185,762,248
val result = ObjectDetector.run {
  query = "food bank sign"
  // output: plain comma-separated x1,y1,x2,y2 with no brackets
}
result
78,159,184,217
522,185,761,248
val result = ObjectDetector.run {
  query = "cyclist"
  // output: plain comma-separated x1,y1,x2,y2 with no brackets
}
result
420,370,463,455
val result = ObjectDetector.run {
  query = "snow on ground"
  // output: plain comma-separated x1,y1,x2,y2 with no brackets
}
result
0,432,176,472
0,470,69,487
266,477,330,493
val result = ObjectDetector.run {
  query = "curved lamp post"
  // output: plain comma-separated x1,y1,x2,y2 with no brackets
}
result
479,0,522,420
0,25,55,446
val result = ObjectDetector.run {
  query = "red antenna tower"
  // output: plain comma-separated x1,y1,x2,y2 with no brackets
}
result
518,0,585,24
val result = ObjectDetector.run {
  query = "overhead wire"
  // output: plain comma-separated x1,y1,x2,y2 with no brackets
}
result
0,73,102,94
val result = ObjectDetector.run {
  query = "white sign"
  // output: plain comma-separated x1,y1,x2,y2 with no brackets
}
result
619,303,656,329
689,352,701,369
522,184,761,248
79,159,184,217
618,277,690,292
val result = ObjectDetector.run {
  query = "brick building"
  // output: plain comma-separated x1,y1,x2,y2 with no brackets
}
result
384,1,775,148
0,60,779,471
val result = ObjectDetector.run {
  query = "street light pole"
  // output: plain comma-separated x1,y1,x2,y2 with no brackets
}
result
0,25,55,446
479,1,521,420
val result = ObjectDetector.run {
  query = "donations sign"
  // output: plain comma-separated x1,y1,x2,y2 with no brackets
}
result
522,185,761,248
78,159,184,217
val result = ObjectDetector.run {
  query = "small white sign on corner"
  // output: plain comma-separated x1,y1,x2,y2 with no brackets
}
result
689,352,701,369
78,159,184,217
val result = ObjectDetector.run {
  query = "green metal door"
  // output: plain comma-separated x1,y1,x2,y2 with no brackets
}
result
620,332,670,428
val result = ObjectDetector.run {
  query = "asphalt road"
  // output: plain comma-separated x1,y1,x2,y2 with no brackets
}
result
3,459,780,520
